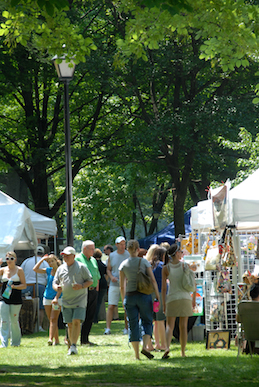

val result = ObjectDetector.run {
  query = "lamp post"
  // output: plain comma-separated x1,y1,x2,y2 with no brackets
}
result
52,55,76,247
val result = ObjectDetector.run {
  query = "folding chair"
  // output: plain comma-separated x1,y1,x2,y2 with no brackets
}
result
237,301,259,358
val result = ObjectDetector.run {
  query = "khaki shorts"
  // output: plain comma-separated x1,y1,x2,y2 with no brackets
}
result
108,286,120,305
62,306,86,323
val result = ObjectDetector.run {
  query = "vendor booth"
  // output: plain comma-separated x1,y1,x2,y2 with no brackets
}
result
190,169,259,341
0,190,57,242
0,190,57,333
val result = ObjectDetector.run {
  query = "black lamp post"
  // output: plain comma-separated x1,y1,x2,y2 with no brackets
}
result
52,55,76,247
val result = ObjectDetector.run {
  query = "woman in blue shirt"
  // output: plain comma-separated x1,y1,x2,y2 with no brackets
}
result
151,247,168,351
33,254,62,345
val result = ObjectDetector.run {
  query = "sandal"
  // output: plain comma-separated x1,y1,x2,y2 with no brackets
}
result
162,350,170,359
141,349,154,359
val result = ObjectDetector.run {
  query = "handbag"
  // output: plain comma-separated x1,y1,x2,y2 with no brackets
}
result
182,262,196,292
217,267,232,294
221,228,236,268
136,258,154,295
205,246,221,270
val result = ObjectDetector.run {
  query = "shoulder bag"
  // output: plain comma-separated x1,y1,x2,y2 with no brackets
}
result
136,258,154,295
182,262,196,293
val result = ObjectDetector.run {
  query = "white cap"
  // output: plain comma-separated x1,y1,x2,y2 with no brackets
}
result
37,246,45,254
60,246,76,255
115,236,125,244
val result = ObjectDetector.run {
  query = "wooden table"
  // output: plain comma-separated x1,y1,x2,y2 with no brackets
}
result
19,298,38,334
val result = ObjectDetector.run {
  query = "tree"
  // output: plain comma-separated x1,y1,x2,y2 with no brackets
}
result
111,26,259,235
1,0,258,71
115,0,259,71
0,0,97,63
0,0,258,243
73,161,173,244
220,127,259,185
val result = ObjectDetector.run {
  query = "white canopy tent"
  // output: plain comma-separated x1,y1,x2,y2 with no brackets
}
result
0,203,38,258
0,190,57,239
191,168,259,283
229,168,259,229
190,170,259,338
191,169,259,232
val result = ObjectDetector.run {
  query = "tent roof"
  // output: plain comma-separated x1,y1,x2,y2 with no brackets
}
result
138,210,192,249
229,169,259,202
229,169,259,227
0,203,38,257
0,191,57,237
191,168,259,231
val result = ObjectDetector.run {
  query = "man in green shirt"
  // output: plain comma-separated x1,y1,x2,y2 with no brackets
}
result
76,240,100,345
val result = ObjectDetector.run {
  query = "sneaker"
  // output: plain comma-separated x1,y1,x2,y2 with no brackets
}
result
39,326,46,332
68,344,78,355
104,328,111,335
123,328,128,335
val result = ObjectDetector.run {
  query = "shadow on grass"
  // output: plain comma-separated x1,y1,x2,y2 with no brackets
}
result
0,351,258,387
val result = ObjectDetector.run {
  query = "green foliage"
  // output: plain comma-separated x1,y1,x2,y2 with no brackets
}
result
73,161,171,245
115,0,259,71
0,1,97,63
220,127,259,186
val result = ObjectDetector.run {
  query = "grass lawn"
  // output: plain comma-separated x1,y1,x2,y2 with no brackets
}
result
0,309,258,387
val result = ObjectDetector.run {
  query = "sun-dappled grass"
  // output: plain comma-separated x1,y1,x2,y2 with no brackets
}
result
0,318,258,387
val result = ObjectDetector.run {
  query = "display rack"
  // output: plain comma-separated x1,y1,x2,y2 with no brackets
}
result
202,230,259,340
204,270,237,339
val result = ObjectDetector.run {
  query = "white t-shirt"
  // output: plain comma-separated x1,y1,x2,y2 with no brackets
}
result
109,250,130,287
21,256,49,286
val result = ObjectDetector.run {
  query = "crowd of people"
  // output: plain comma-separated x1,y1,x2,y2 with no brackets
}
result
0,237,198,358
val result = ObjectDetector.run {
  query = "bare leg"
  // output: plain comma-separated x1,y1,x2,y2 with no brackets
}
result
44,305,52,342
142,334,151,351
179,316,188,357
113,305,119,320
141,334,154,359
39,309,45,328
131,341,140,360
67,319,81,345
155,320,166,350
49,307,61,344
106,305,115,329
164,316,176,356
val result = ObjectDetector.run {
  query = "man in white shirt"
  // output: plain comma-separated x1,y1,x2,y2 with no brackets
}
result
21,245,49,331
104,236,130,335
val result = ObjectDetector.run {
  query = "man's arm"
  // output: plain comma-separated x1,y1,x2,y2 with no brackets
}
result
107,257,118,283
72,278,93,290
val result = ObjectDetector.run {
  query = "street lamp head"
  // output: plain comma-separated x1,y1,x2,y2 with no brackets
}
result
52,55,76,81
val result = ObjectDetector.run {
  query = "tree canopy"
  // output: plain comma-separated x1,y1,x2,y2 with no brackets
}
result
0,0,258,244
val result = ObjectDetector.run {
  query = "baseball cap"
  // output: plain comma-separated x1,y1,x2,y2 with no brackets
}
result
37,246,45,254
60,246,76,256
115,236,126,244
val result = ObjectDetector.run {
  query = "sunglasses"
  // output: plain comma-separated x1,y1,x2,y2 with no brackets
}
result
6,256,15,261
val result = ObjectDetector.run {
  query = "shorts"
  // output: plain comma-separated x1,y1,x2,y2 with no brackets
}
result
43,297,62,306
108,286,120,306
62,307,86,323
